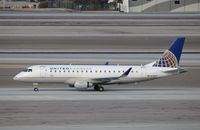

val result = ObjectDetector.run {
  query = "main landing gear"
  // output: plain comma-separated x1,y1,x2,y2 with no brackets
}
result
94,85,104,92
33,83,39,92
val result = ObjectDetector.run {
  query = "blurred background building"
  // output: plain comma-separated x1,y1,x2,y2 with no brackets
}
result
124,0,200,13
47,0,110,10
0,0,39,8
0,0,200,13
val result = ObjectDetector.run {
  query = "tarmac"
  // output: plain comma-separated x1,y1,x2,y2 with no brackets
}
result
0,87,200,130
0,26,200,52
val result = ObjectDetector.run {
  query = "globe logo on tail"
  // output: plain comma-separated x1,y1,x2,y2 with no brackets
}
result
153,50,178,68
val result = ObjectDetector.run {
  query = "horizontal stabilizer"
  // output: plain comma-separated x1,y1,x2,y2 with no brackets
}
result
162,68,187,74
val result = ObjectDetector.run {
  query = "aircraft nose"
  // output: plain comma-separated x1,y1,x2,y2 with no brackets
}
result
13,73,22,81
13,75,18,81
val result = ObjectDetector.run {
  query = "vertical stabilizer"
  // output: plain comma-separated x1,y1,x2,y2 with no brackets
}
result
146,37,185,68
168,37,185,64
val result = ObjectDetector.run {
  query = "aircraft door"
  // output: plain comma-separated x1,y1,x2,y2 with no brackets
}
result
40,66,46,77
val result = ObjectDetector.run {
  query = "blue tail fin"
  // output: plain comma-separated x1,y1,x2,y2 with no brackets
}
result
168,37,185,64
152,37,185,68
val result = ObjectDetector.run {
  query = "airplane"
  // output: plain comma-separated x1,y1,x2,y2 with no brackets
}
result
13,37,186,92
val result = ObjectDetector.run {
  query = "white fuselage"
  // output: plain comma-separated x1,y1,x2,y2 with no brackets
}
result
14,65,179,86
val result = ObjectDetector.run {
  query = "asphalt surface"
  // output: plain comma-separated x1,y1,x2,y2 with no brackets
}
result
0,53,199,67
1,11,200,26
1,26,200,52
1,11,200,19
1,19,200,26
0,88,199,130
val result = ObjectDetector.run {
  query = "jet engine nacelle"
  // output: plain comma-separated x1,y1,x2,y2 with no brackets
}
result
74,81,93,89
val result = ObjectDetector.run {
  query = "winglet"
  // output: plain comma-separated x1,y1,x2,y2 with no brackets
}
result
120,67,132,78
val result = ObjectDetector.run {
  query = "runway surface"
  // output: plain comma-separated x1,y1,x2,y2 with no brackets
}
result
1,12,200,52
1,11,200,19
0,26,200,52
0,87,200,130
0,53,199,65
1,11,200,26
1,87,200,101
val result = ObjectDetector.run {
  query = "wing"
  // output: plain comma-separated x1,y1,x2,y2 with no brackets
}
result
90,67,132,84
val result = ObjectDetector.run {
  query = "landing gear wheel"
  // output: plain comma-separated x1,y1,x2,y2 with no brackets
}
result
94,85,104,92
34,88,39,92
99,87,104,92
94,86,99,91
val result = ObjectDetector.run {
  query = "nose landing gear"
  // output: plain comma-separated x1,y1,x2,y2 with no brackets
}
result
33,83,39,92
34,87,39,92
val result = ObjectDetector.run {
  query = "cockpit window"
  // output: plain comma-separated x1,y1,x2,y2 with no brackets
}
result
23,69,32,72
28,69,32,72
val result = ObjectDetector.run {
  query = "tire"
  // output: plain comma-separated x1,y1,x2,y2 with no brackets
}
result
99,87,104,92
34,88,39,92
